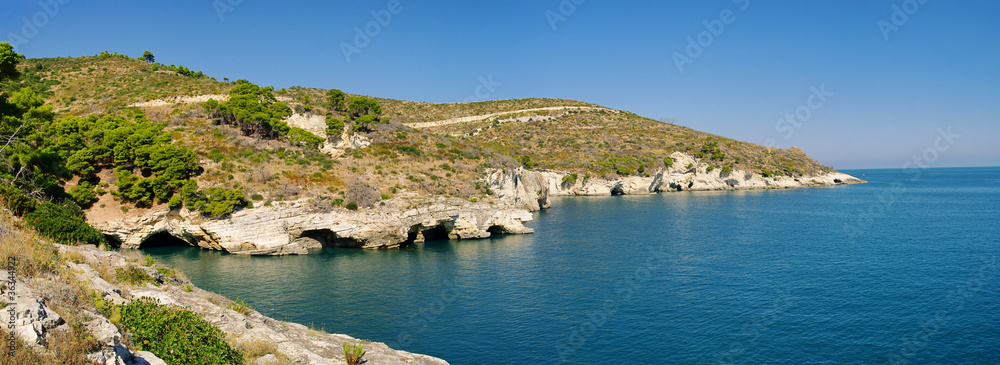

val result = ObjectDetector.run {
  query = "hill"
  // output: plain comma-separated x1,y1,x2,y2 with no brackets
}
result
0,50,862,254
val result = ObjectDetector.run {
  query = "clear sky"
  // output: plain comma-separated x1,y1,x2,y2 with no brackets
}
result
2,0,997,169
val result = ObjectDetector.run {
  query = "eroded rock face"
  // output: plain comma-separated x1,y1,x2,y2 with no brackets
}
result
95,197,536,256
486,168,551,211
92,152,862,256
537,152,865,196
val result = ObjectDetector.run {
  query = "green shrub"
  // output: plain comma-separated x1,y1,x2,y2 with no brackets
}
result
0,183,36,216
68,181,98,207
721,166,733,175
23,202,104,246
663,156,674,168
345,202,358,211
325,116,344,135
115,265,151,285
288,127,323,149
561,173,578,186
119,297,242,365
394,144,422,156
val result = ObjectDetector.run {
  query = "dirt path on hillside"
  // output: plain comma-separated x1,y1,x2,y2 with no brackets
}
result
403,106,615,129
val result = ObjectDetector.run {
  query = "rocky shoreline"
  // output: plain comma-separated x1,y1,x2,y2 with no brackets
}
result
94,152,864,255
3,243,449,364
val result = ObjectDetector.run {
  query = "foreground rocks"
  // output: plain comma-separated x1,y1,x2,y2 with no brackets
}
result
3,243,448,364
94,152,863,256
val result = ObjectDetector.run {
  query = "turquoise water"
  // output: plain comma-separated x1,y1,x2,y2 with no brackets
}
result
145,167,1000,364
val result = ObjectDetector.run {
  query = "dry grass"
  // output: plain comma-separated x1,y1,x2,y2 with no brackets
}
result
0,337,44,365
234,337,293,365
95,255,117,284
62,250,86,264
43,321,100,365
118,248,145,264
0,221,60,278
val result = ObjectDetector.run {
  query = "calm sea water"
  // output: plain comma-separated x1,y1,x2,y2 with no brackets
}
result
145,167,1000,364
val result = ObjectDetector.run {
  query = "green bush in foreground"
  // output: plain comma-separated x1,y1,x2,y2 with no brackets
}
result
119,297,242,365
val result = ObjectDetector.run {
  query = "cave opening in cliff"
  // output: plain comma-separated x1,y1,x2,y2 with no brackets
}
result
421,226,450,242
139,231,190,248
103,234,122,249
298,229,364,249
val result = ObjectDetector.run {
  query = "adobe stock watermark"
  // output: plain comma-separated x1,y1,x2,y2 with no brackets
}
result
887,256,997,364
878,0,929,41
341,0,407,64
672,0,750,74
714,289,792,364
5,256,17,357
4,0,72,48
555,243,674,363
545,0,585,31
213,0,244,21
393,279,461,349
841,126,960,242
463,75,501,103
764,84,833,149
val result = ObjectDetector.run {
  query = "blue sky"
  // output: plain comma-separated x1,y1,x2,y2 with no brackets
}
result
2,0,997,168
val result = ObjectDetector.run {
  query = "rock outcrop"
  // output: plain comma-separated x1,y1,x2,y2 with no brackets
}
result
95,197,536,255
485,167,551,211
535,152,864,196
1,244,447,364
92,152,862,256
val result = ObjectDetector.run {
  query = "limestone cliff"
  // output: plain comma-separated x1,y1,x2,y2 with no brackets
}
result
93,152,862,256
95,196,535,255
534,152,864,196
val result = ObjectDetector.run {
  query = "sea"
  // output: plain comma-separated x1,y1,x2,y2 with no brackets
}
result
145,167,1000,364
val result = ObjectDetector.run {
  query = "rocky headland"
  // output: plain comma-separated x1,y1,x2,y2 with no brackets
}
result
94,151,863,256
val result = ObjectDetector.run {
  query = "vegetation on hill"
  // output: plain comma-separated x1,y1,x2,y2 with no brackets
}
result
435,109,832,178
1,47,840,239
0,44,254,247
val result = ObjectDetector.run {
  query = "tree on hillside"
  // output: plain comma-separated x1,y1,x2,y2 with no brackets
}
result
326,89,347,112
142,50,155,63
347,96,381,118
346,96,384,132
0,42,25,80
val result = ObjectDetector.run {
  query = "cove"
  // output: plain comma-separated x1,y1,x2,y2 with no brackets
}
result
144,167,1000,364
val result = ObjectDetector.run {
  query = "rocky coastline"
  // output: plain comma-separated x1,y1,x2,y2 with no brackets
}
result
3,243,448,364
94,152,864,255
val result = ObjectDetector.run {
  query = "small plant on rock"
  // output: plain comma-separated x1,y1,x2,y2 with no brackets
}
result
229,296,253,315
343,341,366,365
